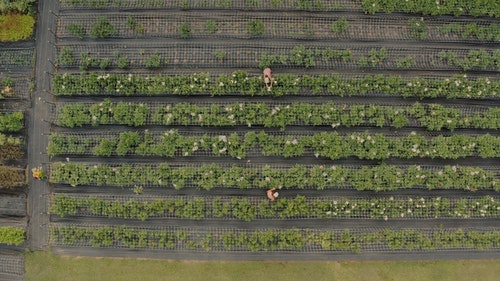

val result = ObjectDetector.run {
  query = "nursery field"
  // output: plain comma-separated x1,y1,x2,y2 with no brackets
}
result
32,0,500,263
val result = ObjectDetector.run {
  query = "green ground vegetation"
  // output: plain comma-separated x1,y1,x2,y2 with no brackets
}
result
0,13,34,41
25,251,500,281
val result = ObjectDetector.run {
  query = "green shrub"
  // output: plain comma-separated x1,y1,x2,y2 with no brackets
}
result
145,54,161,68
89,17,117,38
1,77,14,87
179,22,191,39
331,18,349,34
247,19,265,36
204,20,217,34
117,56,129,69
80,53,99,70
58,48,74,66
214,50,227,61
67,23,84,39
126,16,136,29
396,56,416,68
296,0,313,9
0,112,23,132
408,18,427,39
99,58,110,69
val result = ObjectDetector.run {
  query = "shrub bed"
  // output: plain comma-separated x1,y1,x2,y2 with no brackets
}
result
47,131,500,160
52,72,500,99
0,227,25,246
50,162,498,191
51,194,500,221
51,225,500,252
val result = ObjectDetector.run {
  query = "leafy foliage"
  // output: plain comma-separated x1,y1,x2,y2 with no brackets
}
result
58,48,74,66
0,112,23,132
331,18,349,34
0,0,35,15
52,72,500,99
0,14,34,41
247,19,265,36
56,101,500,131
361,0,500,18
0,227,25,246
52,194,500,221
67,23,85,39
178,22,191,39
89,17,117,38
52,226,500,252
408,18,427,39
50,162,499,192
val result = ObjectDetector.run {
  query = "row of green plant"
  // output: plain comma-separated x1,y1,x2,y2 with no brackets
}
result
0,133,23,160
0,112,24,132
67,18,347,39
59,45,499,70
66,17,117,39
260,46,387,68
437,49,500,71
0,227,25,246
361,0,500,18
52,72,499,99
0,49,33,66
51,194,500,221
59,0,352,11
66,15,500,42
51,226,500,252
0,165,25,189
50,162,498,192
58,48,161,70
259,46,500,71
440,22,500,42
59,0,500,17
47,130,500,160
55,100,500,131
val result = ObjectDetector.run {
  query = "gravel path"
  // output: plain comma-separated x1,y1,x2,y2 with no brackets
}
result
27,0,59,251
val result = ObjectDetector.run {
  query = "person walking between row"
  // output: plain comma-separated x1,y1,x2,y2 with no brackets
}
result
267,188,279,201
263,67,273,91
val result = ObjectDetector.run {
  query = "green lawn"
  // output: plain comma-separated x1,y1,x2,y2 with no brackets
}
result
25,251,499,281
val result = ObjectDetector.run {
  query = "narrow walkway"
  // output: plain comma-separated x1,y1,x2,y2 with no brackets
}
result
27,0,58,251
